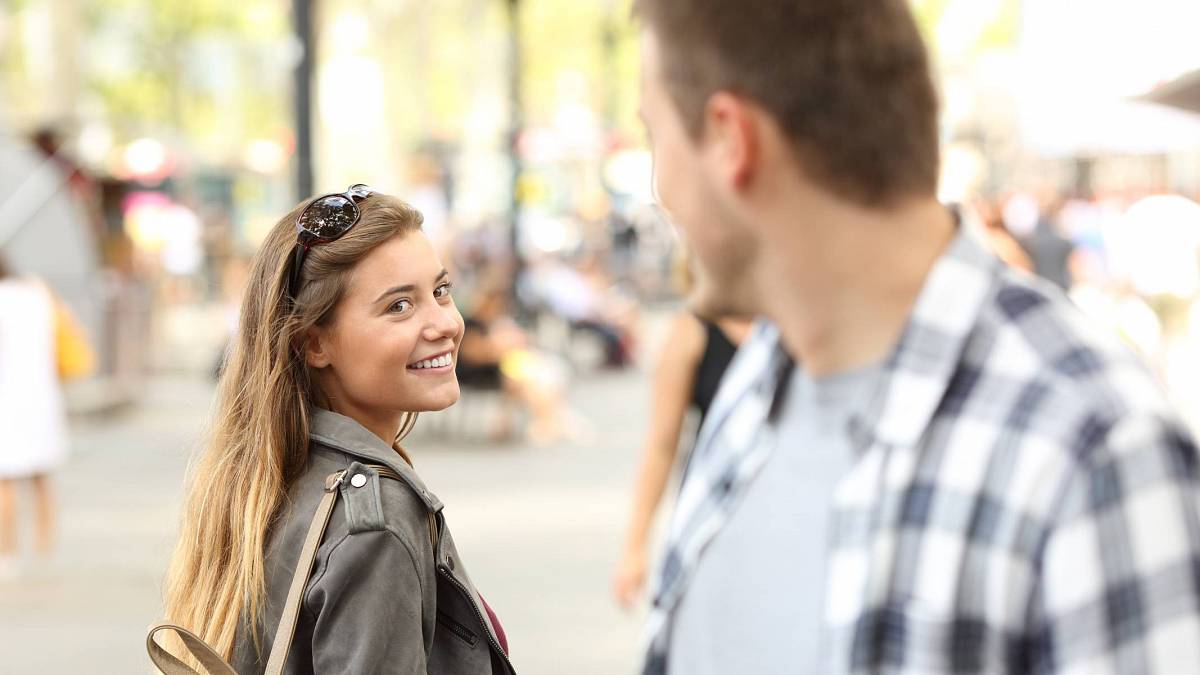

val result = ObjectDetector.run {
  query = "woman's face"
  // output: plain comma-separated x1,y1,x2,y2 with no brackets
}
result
306,231,464,436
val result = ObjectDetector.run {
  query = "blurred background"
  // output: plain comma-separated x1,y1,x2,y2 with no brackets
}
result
0,0,1199,672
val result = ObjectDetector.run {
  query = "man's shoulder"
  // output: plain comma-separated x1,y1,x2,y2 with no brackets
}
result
981,272,1161,404
946,270,1182,466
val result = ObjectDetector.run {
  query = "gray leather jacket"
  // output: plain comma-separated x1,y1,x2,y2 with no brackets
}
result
231,409,516,675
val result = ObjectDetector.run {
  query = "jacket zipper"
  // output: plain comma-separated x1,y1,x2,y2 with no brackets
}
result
438,565,516,675
436,610,479,646
365,464,515,674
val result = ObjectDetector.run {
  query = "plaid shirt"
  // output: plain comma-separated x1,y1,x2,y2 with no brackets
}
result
643,225,1200,674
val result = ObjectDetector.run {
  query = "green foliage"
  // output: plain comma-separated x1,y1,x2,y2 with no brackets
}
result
977,0,1019,52
78,0,290,151
6,0,644,166
911,0,1020,61
521,0,638,131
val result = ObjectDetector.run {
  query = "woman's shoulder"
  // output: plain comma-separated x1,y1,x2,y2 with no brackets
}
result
303,443,439,551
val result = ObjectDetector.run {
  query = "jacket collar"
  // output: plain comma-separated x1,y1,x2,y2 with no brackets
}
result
309,407,443,512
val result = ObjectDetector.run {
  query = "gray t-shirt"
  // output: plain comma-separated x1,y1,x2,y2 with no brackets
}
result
667,360,880,675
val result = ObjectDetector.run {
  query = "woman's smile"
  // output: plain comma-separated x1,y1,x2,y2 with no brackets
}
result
407,350,455,373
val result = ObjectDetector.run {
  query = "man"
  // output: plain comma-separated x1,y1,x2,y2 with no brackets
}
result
635,1,1200,673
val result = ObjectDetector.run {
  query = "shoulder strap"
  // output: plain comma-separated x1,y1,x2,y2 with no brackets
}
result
147,470,346,675
146,622,237,675
148,466,437,674
261,470,347,674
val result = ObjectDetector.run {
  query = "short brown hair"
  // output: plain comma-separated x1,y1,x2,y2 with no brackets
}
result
636,0,940,206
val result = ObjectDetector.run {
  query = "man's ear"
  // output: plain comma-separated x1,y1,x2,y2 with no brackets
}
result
303,326,333,369
702,91,759,190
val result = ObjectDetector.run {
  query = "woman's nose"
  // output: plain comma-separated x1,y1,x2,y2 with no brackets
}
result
421,304,461,342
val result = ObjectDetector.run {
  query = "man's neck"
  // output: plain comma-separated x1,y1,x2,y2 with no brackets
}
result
759,196,956,377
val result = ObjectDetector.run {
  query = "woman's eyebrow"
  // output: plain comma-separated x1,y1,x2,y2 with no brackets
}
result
372,269,449,304
373,284,415,303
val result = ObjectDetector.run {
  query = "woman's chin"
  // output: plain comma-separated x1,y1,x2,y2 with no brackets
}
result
413,384,461,412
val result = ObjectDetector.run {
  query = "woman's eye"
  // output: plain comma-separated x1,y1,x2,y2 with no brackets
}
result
434,282,453,299
388,299,412,314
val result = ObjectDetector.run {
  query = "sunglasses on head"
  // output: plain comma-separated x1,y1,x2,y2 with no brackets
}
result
288,184,375,299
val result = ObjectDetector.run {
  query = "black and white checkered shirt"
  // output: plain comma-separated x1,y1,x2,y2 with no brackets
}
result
644,224,1200,674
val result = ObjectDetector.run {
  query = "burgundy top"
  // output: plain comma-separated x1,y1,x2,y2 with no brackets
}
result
479,594,509,655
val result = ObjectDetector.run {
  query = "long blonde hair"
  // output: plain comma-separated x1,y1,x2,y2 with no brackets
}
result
164,192,424,658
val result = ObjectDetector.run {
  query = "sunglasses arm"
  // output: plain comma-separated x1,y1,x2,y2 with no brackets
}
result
288,240,313,300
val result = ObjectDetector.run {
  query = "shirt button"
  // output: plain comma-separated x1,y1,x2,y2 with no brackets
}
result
350,473,367,488
446,555,455,571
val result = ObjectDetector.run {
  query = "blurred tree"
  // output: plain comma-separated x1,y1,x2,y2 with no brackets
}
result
911,0,1020,62
82,0,292,159
0,0,293,169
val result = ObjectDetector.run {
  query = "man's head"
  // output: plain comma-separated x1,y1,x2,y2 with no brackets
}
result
636,0,940,317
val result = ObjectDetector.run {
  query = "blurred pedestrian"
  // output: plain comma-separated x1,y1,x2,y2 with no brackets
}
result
524,254,637,368
634,1,1200,674
159,187,514,673
612,311,749,609
457,279,574,445
0,253,70,580
1020,196,1075,290
975,197,1035,273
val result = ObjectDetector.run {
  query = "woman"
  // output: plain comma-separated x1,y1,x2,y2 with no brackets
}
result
612,312,750,608
163,187,515,674
0,254,69,580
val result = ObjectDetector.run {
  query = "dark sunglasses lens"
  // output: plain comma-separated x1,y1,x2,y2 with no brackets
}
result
299,195,357,239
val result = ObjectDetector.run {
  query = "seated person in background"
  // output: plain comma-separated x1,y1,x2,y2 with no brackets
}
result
457,283,576,446
523,254,638,368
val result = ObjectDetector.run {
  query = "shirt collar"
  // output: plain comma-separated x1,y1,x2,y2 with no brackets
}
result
309,407,443,512
859,213,1002,448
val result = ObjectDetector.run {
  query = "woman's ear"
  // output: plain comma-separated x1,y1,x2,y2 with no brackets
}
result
304,327,333,369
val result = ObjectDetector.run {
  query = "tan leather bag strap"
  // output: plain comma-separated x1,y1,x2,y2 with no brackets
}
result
261,470,346,675
147,470,346,675
146,621,238,675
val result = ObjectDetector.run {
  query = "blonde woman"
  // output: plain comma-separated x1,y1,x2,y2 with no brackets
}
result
163,186,514,674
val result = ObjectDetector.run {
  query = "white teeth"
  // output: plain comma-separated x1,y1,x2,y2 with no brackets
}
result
411,355,451,369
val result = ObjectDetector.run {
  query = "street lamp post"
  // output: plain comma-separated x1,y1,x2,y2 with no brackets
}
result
293,0,316,200
505,0,525,313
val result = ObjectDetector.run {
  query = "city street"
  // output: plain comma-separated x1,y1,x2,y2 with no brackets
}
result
0,363,660,674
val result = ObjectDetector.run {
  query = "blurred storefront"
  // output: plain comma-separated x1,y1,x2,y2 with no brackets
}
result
4,0,1197,417
1,0,671,383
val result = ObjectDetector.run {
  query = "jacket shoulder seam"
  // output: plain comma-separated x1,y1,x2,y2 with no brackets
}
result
302,526,426,620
